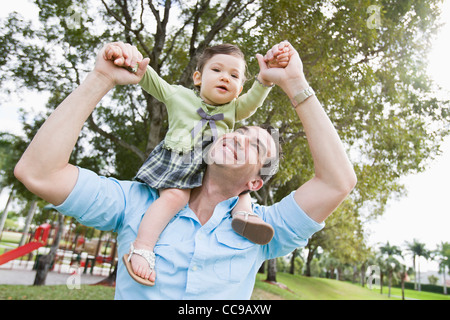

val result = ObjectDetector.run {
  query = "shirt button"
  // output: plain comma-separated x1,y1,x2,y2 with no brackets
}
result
192,265,198,271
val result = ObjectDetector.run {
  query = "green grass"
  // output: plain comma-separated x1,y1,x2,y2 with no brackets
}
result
251,273,390,300
386,286,450,300
0,231,22,244
1,272,449,300
0,284,115,300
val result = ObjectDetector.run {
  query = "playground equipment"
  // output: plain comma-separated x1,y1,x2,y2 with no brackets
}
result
0,223,51,265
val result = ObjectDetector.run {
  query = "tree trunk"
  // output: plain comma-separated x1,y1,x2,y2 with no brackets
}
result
388,270,392,298
19,199,38,246
94,261,117,287
34,213,64,286
360,264,366,287
304,243,316,277
401,269,406,300
413,256,417,290
380,273,384,295
418,259,421,291
266,258,277,282
289,249,297,275
443,265,447,295
0,188,14,238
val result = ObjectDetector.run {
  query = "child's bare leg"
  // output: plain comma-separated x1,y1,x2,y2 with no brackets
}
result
232,192,253,215
131,188,190,282
231,193,274,245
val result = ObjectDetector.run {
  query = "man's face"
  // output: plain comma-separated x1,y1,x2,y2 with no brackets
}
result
206,126,277,183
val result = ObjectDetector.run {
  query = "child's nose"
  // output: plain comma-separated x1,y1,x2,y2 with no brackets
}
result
220,73,230,82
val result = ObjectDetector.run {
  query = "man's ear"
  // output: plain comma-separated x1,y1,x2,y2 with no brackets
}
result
247,178,264,192
193,71,202,86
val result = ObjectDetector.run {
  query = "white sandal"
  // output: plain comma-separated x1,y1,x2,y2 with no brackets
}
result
122,242,156,286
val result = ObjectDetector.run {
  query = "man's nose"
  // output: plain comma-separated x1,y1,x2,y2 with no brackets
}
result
233,134,247,148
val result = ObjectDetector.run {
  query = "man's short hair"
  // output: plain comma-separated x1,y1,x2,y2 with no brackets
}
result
237,124,280,196
257,124,280,183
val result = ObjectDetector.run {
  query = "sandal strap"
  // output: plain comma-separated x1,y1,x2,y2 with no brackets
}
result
128,242,155,271
233,211,259,220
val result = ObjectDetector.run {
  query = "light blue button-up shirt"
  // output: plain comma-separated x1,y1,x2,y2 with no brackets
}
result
55,168,324,299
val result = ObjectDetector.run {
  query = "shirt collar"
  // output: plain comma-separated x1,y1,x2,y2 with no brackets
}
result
177,195,240,225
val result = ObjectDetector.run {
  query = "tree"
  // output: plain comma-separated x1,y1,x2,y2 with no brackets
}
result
34,211,64,286
379,241,402,297
436,242,450,295
1,0,449,282
405,239,430,291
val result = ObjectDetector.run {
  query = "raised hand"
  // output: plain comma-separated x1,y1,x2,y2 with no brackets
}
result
94,42,150,86
256,41,306,93
265,41,293,68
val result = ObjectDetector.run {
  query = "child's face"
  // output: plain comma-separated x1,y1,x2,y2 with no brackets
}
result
193,54,245,106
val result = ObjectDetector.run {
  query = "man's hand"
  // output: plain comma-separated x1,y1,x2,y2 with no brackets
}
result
256,41,308,98
93,42,150,87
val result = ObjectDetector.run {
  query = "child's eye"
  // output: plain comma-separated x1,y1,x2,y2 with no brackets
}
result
212,68,220,72
231,74,239,79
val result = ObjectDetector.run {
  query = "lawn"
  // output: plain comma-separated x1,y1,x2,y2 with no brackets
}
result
0,284,115,300
251,273,390,300
1,272,449,300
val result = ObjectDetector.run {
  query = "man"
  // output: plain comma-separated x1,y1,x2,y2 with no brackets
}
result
14,42,356,299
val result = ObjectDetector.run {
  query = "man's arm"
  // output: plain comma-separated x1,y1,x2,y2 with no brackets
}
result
14,42,149,205
257,43,357,223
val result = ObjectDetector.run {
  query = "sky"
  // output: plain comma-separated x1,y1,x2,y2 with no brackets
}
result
1,1,449,272
366,1,450,271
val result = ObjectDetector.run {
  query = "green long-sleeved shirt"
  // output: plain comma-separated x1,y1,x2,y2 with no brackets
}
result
139,66,271,153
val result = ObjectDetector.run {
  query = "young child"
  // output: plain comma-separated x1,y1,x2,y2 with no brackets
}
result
104,41,291,286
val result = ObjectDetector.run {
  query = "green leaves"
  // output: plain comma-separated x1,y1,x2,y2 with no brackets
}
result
1,1,449,261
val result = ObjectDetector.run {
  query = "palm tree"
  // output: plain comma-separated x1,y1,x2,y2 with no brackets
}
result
380,242,403,297
436,242,450,295
405,239,430,291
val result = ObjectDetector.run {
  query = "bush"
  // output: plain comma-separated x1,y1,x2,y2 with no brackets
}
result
401,282,447,295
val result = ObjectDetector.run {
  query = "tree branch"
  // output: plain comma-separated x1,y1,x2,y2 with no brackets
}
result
87,115,146,162
101,0,152,58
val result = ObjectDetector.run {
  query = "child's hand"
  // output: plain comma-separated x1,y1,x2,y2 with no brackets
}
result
94,42,149,86
103,42,141,72
265,41,293,68
256,41,304,89
104,43,127,66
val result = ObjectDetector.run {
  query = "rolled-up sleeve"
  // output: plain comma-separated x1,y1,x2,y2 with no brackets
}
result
255,191,325,259
54,168,128,232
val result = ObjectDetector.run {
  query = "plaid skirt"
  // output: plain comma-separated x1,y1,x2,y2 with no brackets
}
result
135,140,211,190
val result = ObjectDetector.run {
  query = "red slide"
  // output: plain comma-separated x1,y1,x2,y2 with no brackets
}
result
0,224,51,266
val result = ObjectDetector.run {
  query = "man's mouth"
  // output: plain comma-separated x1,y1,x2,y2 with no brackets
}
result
223,141,237,160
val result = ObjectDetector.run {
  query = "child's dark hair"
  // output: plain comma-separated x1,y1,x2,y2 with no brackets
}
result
195,44,248,89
